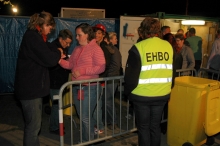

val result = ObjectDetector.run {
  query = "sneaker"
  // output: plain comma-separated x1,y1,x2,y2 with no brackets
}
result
98,129,104,134
125,114,132,119
94,127,104,134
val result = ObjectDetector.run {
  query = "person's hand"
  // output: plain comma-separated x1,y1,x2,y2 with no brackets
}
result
61,54,66,59
58,48,66,59
72,70,80,78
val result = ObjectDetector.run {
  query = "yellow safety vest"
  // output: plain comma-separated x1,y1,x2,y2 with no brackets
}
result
131,37,173,97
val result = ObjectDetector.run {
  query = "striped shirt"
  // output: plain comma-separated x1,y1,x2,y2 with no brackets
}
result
60,39,106,81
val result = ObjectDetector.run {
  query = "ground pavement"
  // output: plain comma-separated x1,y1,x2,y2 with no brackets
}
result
1,94,220,146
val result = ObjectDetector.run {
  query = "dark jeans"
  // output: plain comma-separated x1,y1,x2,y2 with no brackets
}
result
133,100,167,146
102,83,117,125
49,89,59,131
20,98,42,146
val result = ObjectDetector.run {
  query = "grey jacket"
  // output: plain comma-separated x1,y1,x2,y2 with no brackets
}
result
209,54,220,70
207,38,220,68
180,44,195,70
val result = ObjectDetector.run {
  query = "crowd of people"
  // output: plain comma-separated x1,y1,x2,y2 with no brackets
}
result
162,26,214,79
14,11,122,145
14,10,220,146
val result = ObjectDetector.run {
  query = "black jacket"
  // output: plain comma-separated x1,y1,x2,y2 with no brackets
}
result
106,43,122,77
99,41,122,77
99,41,112,77
49,39,70,89
14,29,61,100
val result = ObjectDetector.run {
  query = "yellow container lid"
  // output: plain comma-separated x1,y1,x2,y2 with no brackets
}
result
175,76,220,89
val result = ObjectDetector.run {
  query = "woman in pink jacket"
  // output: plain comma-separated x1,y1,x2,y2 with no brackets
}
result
59,23,105,141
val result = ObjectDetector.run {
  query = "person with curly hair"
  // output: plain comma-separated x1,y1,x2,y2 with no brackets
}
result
124,17,176,146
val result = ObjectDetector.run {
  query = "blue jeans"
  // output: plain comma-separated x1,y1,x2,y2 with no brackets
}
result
73,84,101,141
133,100,167,146
102,83,117,125
49,89,59,131
20,98,42,146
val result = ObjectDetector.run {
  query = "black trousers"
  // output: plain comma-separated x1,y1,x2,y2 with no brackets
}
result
195,60,201,72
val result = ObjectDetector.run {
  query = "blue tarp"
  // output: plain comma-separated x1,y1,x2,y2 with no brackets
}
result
0,16,119,93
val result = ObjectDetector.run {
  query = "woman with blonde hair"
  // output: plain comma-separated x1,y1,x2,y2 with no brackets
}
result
102,31,122,129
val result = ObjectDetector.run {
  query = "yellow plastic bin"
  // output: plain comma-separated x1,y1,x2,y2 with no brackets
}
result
167,76,220,146
49,92,76,115
63,73,76,116
49,73,76,116
63,86,76,116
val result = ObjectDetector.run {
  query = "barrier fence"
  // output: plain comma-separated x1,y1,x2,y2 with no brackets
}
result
176,68,197,77
198,68,220,80
55,68,218,146
54,76,137,146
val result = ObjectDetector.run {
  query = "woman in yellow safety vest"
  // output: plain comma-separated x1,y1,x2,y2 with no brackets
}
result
124,17,176,146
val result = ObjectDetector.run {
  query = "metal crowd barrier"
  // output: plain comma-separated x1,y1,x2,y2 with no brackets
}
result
55,68,203,145
54,76,137,146
176,68,198,77
198,68,220,80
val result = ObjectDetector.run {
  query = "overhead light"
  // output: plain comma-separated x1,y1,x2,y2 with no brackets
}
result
181,20,205,25
0,0,18,14
12,6,18,13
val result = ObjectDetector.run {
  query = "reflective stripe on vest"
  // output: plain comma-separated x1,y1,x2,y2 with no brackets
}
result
139,77,172,84
141,64,173,71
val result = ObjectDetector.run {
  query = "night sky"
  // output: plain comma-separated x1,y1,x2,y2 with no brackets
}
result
0,0,220,18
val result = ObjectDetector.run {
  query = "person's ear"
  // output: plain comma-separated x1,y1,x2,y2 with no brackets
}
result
58,37,62,43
